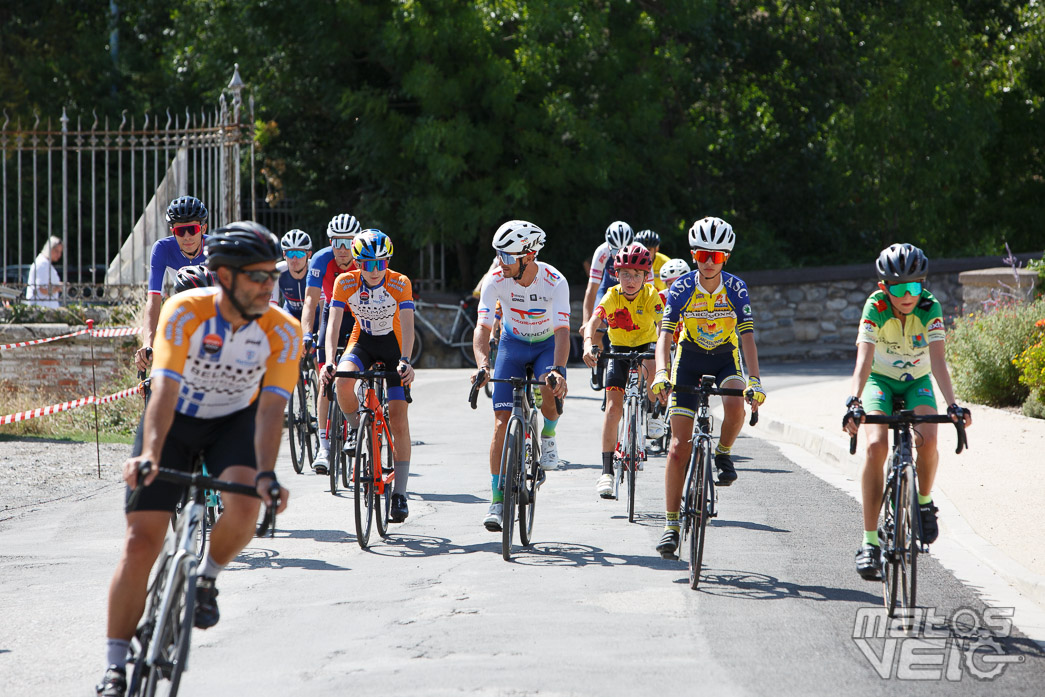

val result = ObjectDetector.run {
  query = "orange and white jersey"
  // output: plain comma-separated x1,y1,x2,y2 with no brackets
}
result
330,269,414,346
152,287,302,419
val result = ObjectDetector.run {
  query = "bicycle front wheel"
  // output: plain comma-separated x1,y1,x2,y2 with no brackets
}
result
500,419,524,561
144,559,196,697
289,375,308,474
627,406,639,523
881,471,901,617
518,426,539,546
689,441,712,589
328,405,344,495
375,421,394,538
353,415,375,549
896,465,919,621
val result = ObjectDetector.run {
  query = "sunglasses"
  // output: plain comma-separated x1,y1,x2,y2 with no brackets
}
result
496,251,526,265
691,249,727,264
235,269,281,283
284,250,307,259
331,237,354,249
172,223,202,237
886,280,923,298
358,259,389,273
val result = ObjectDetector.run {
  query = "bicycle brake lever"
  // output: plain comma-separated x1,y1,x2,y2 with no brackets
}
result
749,410,758,427
468,369,486,410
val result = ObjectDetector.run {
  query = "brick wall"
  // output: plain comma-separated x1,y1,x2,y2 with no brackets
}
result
0,325,137,399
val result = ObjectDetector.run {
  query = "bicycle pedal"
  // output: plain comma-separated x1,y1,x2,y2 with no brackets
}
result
660,551,679,561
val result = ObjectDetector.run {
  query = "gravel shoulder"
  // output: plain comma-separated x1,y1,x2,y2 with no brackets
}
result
0,438,129,526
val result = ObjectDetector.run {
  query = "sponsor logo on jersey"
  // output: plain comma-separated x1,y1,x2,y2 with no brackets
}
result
927,318,944,332
203,333,223,355
911,334,927,348
509,307,547,320
359,289,370,302
862,319,878,332
873,298,889,312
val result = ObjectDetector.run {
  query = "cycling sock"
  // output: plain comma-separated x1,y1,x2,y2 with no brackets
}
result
864,530,880,546
393,461,410,495
665,511,680,532
106,638,130,669
491,475,503,503
319,431,329,453
200,555,225,580
541,418,558,438
918,493,932,506
348,412,360,431
601,451,614,475
715,443,732,456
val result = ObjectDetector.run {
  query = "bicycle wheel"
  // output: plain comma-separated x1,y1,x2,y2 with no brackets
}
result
518,425,539,546
341,412,355,490
328,405,344,495
375,421,394,538
627,404,639,523
303,366,320,465
410,326,425,365
897,466,919,620
881,473,900,616
689,442,712,589
500,420,524,561
144,559,196,697
455,316,477,363
353,415,375,549
289,375,306,474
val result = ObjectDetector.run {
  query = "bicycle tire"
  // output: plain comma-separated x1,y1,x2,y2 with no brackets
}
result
341,413,354,490
289,374,308,474
898,465,919,620
193,510,206,563
304,367,320,466
410,326,425,365
354,414,375,549
144,560,196,697
328,405,343,495
882,470,900,616
627,403,639,523
455,317,477,364
519,425,539,546
689,441,712,589
501,420,524,561
375,421,394,538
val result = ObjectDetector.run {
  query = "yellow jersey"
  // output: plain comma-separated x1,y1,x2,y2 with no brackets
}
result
594,283,663,346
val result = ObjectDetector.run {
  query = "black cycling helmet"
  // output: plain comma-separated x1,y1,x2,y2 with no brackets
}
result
165,196,209,225
875,243,929,283
204,221,281,270
173,265,214,294
635,229,661,248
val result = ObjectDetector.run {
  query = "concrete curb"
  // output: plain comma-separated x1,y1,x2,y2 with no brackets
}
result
748,410,1045,616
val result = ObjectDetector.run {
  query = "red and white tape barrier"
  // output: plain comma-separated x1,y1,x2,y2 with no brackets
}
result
1,382,147,425
0,324,141,350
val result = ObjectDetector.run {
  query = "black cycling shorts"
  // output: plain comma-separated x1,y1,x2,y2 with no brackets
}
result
605,342,654,392
339,331,406,400
669,345,744,418
125,401,258,513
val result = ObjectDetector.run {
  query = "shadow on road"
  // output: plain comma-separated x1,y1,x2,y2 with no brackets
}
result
511,541,679,570
681,568,881,604
412,492,487,504
228,546,352,571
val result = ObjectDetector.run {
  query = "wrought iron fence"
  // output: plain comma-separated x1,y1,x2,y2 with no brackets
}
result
0,67,254,306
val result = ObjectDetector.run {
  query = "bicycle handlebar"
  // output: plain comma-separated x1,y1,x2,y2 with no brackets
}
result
468,369,563,414
331,365,413,403
848,412,968,455
598,349,656,362
670,383,759,426
129,461,281,538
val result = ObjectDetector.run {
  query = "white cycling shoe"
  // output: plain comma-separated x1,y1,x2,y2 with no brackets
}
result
484,502,504,531
596,473,614,499
540,436,559,470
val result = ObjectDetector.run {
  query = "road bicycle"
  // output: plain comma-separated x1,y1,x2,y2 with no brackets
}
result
469,367,562,561
335,364,409,549
670,377,757,589
849,405,968,622
411,295,479,364
287,350,320,475
124,461,279,697
595,348,655,523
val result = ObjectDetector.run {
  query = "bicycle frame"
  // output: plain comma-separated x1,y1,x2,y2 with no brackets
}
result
599,350,653,519
357,376,396,497
412,297,476,347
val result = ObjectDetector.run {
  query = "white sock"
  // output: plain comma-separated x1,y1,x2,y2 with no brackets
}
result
106,638,130,670
200,554,225,580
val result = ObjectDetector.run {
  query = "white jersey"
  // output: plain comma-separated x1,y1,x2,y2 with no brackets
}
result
588,241,613,284
477,262,570,343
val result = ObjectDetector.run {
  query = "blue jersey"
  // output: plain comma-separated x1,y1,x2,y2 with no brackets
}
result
277,270,308,318
306,246,356,305
662,271,753,351
148,235,208,294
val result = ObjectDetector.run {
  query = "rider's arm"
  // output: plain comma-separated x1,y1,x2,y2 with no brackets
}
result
300,286,322,342
849,341,875,399
928,340,960,410
254,390,290,510
128,374,179,487
473,323,493,370
581,280,599,326
738,332,763,404
473,272,497,370
325,304,343,368
655,329,673,376
135,293,163,370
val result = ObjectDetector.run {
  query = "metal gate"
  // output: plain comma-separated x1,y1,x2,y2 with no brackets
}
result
0,66,255,305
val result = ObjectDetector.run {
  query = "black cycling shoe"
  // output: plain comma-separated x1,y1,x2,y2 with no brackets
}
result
194,576,220,629
656,528,680,558
918,501,939,544
96,665,127,697
714,453,738,486
390,493,409,523
855,543,882,580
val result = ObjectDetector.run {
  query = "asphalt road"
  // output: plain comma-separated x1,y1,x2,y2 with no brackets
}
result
2,367,1043,696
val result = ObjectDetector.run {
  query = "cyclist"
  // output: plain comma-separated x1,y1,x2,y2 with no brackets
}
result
300,213,361,475
843,243,973,580
471,220,570,531
583,221,634,390
322,229,416,523
134,196,209,371
580,243,664,498
635,229,671,292
172,264,214,294
659,258,691,293
275,228,318,334
96,222,300,697
650,216,765,558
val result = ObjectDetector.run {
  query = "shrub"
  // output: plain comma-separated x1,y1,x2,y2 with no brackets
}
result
1013,319,1045,418
947,298,1045,406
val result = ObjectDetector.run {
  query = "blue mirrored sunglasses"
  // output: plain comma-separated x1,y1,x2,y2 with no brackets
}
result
284,250,307,259
887,281,923,298
359,259,388,272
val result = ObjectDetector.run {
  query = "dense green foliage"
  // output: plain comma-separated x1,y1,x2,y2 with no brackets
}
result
3,1,1044,286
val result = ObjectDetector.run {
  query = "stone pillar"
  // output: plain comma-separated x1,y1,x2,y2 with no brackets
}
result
958,268,1038,315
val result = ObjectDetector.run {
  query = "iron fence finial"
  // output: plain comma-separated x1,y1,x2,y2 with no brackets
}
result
60,107,69,132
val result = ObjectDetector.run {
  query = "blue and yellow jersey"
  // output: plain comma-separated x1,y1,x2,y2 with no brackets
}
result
152,288,303,419
662,271,754,350
857,289,945,381
595,284,663,347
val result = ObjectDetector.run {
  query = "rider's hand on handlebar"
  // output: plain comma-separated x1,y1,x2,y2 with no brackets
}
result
320,363,335,386
947,402,973,428
842,406,865,436
255,477,289,514
745,376,766,409
302,333,314,354
134,345,153,372
546,371,568,399
397,358,415,386
471,366,490,389
123,456,158,489
651,369,672,405
582,344,599,369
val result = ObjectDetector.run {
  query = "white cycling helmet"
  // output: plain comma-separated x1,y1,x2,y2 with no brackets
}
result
688,216,735,251
659,258,691,283
492,220,546,255
280,229,312,251
327,213,361,238
605,220,634,249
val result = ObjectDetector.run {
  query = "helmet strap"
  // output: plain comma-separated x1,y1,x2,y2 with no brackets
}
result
218,270,264,323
